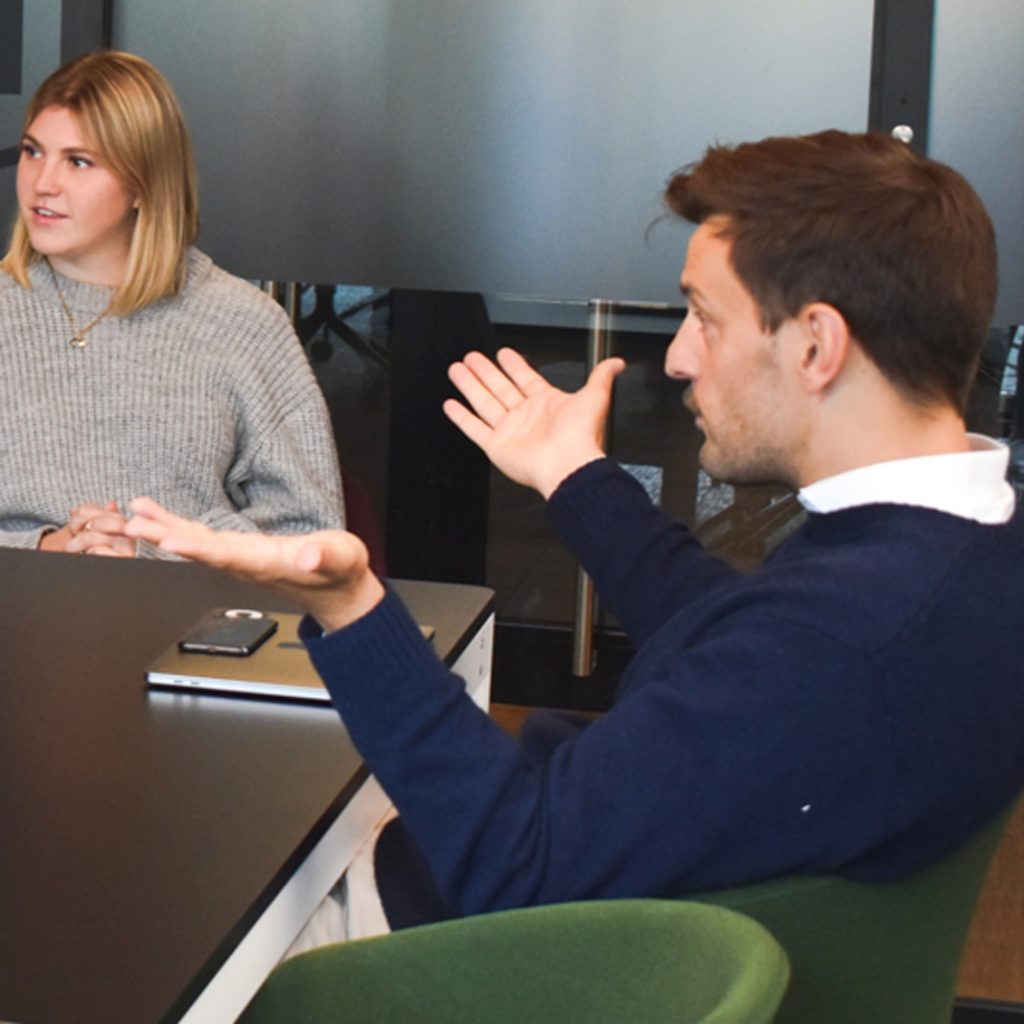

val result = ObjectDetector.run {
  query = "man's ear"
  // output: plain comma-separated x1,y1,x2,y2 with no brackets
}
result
794,303,851,394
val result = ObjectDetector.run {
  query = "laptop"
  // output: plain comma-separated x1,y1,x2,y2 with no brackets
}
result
146,611,433,703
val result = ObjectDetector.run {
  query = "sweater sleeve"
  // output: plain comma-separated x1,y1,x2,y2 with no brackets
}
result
548,458,740,645
205,397,345,535
303,588,893,916
193,283,346,538
0,525,54,550
136,392,343,559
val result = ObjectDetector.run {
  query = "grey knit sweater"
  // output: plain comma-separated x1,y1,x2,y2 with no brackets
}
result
0,249,345,552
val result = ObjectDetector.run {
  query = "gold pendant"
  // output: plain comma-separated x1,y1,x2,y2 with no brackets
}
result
70,333,87,349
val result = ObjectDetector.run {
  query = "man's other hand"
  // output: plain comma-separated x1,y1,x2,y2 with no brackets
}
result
125,497,385,633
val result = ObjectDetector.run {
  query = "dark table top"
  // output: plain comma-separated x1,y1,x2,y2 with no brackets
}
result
0,548,492,1024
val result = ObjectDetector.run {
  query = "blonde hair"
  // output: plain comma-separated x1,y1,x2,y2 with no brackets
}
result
1,50,199,314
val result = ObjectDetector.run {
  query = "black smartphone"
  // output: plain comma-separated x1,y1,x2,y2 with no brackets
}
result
178,608,278,656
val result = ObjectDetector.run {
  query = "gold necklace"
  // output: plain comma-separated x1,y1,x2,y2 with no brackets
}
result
47,261,114,349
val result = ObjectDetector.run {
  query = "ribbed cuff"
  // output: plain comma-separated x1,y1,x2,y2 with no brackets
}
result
299,588,450,718
548,456,649,542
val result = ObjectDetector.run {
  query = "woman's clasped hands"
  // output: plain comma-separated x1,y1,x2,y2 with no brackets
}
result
40,499,137,557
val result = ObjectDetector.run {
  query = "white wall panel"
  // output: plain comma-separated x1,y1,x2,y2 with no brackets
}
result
112,0,872,302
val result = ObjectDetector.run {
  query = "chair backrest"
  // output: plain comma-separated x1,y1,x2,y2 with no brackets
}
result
238,899,789,1024
692,805,1015,1024
341,464,388,577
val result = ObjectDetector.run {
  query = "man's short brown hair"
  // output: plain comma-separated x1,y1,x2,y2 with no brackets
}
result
665,130,997,413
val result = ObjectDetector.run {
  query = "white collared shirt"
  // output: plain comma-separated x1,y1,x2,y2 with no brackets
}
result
798,435,1016,525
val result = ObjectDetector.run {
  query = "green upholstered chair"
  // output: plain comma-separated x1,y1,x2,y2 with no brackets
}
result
692,804,1016,1024
238,899,789,1024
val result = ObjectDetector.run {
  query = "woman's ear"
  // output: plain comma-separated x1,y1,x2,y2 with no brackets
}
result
795,303,851,394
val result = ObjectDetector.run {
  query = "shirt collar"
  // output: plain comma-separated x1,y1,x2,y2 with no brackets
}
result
798,434,1015,524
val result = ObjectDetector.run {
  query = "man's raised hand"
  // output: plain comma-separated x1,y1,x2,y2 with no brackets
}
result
443,348,626,498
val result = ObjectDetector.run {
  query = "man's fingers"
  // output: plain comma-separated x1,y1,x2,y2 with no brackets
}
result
160,531,367,592
463,350,532,408
128,496,202,532
157,532,246,568
295,539,325,575
447,361,514,428
126,497,215,550
495,347,551,397
123,515,170,545
587,356,628,392
128,496,182,525
447,348,552,424
442,397,493,451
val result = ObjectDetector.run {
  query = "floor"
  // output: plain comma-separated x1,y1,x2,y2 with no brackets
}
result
957,798,1024,1005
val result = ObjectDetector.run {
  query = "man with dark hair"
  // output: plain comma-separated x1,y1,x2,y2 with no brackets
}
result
127,130,1024,932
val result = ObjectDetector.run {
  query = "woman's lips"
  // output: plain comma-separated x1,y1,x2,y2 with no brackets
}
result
30,206,67,222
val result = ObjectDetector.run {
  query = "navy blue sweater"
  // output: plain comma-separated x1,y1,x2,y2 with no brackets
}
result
303,458,1024,916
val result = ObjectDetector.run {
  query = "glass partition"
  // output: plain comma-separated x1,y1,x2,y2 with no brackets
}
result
282,280,812,707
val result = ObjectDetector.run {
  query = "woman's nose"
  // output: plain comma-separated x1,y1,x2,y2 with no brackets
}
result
32,160,61,195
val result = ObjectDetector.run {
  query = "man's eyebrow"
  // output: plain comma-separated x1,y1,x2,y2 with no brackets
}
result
679,282,702,304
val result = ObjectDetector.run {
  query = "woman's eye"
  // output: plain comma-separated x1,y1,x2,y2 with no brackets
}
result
20,142,39,158
69,155,92,169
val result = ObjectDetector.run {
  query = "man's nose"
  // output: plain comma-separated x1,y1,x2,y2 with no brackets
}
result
664,315,699,381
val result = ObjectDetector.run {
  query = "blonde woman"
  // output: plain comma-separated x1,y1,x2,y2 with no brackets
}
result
0,50,344,556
